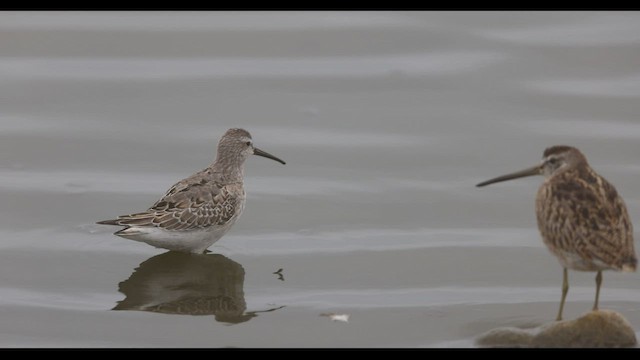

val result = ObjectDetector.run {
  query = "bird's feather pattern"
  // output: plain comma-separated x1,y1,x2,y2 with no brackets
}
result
536,166,636,271
100,168,243,231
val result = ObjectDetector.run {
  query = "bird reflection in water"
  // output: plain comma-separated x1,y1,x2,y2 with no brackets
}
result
113,251,284,324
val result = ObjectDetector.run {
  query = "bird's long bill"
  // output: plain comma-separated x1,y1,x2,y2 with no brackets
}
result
253,147,286,165
476,164,542,187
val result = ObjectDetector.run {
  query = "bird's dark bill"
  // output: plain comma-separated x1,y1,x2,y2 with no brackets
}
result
476,164,541,187
253,147,286,165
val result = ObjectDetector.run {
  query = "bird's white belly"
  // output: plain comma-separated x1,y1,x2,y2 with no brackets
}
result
117,218,239,253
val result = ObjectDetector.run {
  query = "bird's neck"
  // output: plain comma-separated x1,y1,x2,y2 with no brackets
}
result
211,158,245,184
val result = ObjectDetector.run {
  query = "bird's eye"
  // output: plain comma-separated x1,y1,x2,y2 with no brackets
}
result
246,141,252,146
548,158,558,165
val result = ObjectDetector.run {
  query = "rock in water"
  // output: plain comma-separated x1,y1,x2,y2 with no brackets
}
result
475,327,534,348
476,310,637,348
533,310,637,348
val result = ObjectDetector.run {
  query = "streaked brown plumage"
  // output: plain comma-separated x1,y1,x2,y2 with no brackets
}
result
477,145,636,321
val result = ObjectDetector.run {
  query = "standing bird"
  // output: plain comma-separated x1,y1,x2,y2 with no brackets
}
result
97,128,285,254
476,145,636,321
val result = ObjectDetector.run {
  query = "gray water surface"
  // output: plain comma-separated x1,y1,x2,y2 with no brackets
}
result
1,11,640,347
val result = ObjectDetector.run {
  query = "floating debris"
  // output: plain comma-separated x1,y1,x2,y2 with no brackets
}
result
320,313,350,323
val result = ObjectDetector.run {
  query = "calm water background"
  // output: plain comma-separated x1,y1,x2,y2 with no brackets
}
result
1,11,640,347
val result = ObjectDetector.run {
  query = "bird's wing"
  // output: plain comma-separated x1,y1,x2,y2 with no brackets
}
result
542,170,635,270
102,171,240,231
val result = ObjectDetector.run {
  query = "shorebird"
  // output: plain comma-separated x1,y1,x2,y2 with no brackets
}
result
476,145,636,321
97,128,285,253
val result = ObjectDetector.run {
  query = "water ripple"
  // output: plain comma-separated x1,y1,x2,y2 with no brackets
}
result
229,227,541,255
508,118,640,139
0,12,419,31
526,75,640,98
480,14,640,46
253,286,640,309
0,52,506,80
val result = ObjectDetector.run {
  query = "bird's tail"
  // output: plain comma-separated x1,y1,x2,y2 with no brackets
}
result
96,212,156,227
96,219,120,225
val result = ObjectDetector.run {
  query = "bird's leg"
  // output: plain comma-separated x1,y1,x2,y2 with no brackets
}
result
556,268,569,321
593,270,602,311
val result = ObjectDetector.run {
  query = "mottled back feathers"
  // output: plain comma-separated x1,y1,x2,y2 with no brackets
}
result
536,163,636,271
98,168,243,231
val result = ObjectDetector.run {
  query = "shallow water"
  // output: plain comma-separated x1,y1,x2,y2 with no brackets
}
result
1,11,640,347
